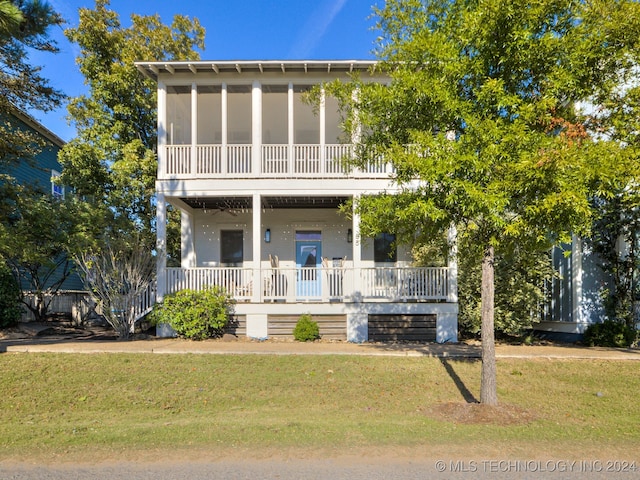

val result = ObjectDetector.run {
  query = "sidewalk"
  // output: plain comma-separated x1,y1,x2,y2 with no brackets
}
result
1,335,639,360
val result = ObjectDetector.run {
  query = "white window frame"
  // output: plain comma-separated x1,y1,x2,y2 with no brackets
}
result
51,170,64,198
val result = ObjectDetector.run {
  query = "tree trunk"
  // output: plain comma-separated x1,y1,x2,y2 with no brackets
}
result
480,244,498,405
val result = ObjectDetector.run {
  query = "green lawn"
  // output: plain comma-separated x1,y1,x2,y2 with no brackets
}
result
0,353,638,461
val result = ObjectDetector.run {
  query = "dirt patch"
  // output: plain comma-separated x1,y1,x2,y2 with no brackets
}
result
0,320,118,341
427,401,537,425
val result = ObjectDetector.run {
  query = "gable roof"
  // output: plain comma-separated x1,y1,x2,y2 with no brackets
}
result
8,106,65,148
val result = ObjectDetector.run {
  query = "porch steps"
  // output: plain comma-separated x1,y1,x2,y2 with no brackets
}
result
368,314,437,342
268,315,347,340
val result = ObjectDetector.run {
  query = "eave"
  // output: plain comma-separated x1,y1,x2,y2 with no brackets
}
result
135,59,378,81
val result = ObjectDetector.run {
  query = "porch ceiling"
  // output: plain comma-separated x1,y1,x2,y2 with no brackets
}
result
181,195,349,211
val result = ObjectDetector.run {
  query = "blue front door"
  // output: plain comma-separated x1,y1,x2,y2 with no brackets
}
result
296,236,322,298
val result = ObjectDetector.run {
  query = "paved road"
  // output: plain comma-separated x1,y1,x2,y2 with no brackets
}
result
2,459,639,480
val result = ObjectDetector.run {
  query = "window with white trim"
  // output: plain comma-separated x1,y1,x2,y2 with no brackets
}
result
51,170,64,198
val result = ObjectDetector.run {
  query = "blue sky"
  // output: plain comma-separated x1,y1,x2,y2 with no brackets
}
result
30,0,380,141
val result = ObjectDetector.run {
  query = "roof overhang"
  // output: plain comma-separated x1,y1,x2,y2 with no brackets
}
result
135,60,378,81
7,106,65,148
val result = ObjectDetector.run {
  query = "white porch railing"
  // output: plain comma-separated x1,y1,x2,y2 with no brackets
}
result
164,266,453,303
163,144,393,178
166,267,255,301
132,283,157,322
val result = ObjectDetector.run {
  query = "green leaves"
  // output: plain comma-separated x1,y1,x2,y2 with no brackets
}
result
0,0,64,161
150,287,235,340
355,0,638,251
0,182,90,320
342,0,640,349
60,0,205,253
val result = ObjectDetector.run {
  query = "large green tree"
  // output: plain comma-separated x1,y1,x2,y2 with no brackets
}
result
58,0,204,254
0,0,64,164
332,0,639,404
0,1,68,322
0,183,91,321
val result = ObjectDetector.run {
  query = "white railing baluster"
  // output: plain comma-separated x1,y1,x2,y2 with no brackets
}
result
165,266,452,303
165,143,401,178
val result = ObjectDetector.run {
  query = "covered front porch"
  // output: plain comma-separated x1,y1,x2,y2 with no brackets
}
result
155,192,459,342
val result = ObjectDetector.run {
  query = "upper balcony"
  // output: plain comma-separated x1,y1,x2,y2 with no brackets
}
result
161,143,394,179
136,60,389,182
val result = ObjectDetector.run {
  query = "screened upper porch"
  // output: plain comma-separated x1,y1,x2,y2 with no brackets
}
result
157,73,392,179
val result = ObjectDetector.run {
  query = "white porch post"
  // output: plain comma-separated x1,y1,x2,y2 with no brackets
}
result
352,196,362,295
221,82,228,174
247,193,268,339
252,80,262,176
571,235,583,324
181,209,196,268
191,82,197,175
156,193,167,302
288,81,294,173
447,224,458,303
252,193,262,303
437,224,459,343
349,196,366,343
157,81,167,179
319,87,326,174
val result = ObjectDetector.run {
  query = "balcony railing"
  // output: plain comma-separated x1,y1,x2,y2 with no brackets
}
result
165,266,455,303
162,144,395,179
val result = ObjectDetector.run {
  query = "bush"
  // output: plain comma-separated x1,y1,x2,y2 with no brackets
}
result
293,313,320,342
0,261,21,328
150,287,234,340
583,320,637,348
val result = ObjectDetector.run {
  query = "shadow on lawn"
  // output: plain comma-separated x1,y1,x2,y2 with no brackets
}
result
440,357,478,403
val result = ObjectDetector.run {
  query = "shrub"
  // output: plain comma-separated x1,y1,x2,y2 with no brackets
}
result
293,313,320,342
583,320,637,348
0,261,21,328
150,287,234,340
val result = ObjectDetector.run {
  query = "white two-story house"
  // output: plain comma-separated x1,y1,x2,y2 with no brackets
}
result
135,60,459,343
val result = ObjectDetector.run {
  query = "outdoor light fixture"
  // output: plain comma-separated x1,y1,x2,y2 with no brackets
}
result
265,228,271,243
347,228,353,243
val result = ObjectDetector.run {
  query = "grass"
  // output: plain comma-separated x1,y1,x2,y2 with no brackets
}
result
0,353,638,461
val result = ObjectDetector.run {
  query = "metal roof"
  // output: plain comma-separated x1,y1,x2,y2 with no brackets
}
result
135,60,378,81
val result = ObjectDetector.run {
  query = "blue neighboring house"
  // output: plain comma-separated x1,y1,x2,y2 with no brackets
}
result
0,107,84,305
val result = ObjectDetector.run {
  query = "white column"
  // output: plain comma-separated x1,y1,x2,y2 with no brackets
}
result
191,82,197,175
319,87,326,173
572,235,583,324
181,209,196,268
352,196,362,298
351,88,361,144
221,82,228,174
447,224,458,303
252,80,262,176
252,193,262,302
351,88,361,174
157,81,167,178
288,82,294,172
156,193,167,302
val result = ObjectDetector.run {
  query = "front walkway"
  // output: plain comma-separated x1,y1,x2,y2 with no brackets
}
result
1,336,639,360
